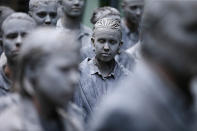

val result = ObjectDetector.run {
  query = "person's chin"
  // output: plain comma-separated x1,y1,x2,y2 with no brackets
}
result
100,57,113,62
68,12,82,17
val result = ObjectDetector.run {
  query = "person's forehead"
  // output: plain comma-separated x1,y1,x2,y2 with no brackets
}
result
48,53,79,66
32,2,58,11
124,0,144,5
94,29,121,38
3,19,34,34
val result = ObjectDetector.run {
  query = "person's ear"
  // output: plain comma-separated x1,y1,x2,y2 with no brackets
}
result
91,37,96,52
121,1,126,10
91,37,95,46
23,77,36,96
118,41,123,54
120,41,123,46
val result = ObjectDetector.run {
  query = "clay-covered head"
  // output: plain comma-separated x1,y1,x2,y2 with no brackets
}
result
17,28,80,107
0,6,15,55
122,0,144,24
61,0,85,18
91,6,120,24
141,0,197,78
29,0,60,26
92,18,122,62
2,12,36,65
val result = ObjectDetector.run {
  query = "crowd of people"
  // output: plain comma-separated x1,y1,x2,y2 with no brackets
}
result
0,0,197,130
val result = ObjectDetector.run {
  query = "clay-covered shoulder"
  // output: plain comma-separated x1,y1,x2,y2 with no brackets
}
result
79,58,92,74
81,24,92,35
0,103,22,131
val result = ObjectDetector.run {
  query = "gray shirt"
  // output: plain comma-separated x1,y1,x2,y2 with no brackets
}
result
56,19,93,61
89,61,195,131
74,58,129,121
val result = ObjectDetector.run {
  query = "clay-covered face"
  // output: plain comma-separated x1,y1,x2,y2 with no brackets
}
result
93,29,121,62
29,2,58,26
122,0,144,24
35,53,79,107
62,0,85,17
2,19,35,62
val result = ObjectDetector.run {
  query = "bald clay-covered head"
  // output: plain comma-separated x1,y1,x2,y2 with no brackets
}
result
91,6,120,24
0,6,15,55
141,0,197,79
122,0,144,24
2,13,37,65
61,0,85,18
17,28,80,107
29,0,60,26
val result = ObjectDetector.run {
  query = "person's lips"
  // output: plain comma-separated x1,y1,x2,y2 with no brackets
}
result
101,53,111,57
71,7,81,11
11,51,19,57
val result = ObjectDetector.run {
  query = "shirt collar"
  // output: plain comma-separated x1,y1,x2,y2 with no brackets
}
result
88,58,121,80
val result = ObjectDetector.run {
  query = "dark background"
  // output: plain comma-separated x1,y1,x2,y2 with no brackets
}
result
0,0,119,12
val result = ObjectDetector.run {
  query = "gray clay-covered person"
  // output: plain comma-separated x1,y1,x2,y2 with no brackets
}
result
121,0,144,50
57,0,92,61
82,6,121,60
89,1,197,131
0,13,36,97
0,6,15,56
29,0,60,26
0,28,83,131
74,18,129,122
88,6,135,71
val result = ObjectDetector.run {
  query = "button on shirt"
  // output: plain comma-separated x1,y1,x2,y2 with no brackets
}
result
121,19,139,51
56,19,93,61
74,58,129,121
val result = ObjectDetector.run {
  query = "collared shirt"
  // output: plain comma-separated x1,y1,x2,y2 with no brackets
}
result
121,19,139,50
115,51,135,71
0,64,12,97
89,60,195,131
56,19,94,61
74,57,129,121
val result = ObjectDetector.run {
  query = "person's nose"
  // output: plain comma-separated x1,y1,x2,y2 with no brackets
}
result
69,70,79,85
15,35,22,48
104,42,110,52
136,8,142,17
45,15,51,25
74,0,80,6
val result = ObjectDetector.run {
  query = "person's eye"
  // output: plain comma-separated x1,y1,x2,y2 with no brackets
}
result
50,12,57,18
59,66,69,73
130,6,137,10
98,39,105,43
109,40,117,45
21,32,27,38
37,12,47,18
6,33,17,39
